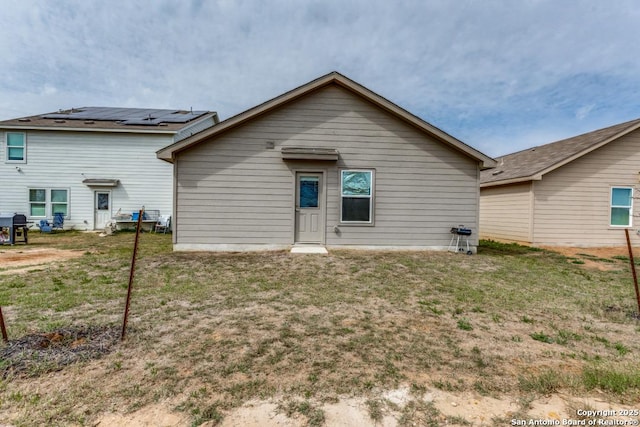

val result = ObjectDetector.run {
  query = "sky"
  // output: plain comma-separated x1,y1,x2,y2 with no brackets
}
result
1,0,639,157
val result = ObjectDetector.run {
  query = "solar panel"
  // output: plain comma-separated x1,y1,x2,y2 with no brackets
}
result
42,107,209,125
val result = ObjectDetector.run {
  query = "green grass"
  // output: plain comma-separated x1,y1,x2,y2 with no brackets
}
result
0,234,639,426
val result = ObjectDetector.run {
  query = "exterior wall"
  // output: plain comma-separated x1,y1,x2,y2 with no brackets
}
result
479,182,532,243
0,130,174,230
530,129,640,247
174,85,481,250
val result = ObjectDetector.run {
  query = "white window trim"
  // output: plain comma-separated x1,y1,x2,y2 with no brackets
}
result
610,186,633,227
340,169,375,225
28,188,70,219
5,132,26,164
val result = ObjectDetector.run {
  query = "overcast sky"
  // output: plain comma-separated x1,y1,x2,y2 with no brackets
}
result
1,0,639,157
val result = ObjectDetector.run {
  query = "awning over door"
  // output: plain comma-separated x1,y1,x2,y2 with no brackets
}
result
281,147,339,161
82,178,120,187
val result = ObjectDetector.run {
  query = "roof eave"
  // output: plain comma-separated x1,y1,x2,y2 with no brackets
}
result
481,174,542,188
0,124,178,134
156,72,495,167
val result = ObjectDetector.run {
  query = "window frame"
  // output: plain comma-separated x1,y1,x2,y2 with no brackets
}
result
5,132,26,163
29,188,47,218
27,188,70,219
610,186,633,227
51,189,69,217
339,169,375,225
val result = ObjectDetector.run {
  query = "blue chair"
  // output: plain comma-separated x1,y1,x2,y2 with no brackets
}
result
38,219,52,233
52,212,64,231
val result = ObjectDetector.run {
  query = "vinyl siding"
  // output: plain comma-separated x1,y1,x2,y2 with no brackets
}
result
175,85,481,249
531,129,640,246
0,130,174,229
479,183,532,243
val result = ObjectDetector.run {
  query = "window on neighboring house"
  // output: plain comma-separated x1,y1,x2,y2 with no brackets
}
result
51,189,69,216
610,187,633,227
28,188,69,218
340,169,374,223
6,132,26,162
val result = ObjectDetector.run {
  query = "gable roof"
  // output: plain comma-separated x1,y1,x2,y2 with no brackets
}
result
157,71,496,168
481,118,640,187
0,107,219,134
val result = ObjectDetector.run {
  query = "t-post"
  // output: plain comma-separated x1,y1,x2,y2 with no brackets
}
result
121,208,144,340
624,229,640,314
0,306,8,342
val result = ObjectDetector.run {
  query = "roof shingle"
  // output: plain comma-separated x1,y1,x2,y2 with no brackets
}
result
481,118,640,186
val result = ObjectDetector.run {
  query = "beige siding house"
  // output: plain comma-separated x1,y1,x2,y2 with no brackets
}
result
158,72,496,252
480,118,640,247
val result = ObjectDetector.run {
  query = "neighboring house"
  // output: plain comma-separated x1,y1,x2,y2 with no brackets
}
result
157,72,496,252
480,118,640,247
0,107,218,230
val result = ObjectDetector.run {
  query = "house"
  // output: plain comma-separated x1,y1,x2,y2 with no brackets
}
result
480,118,640,247
157,72,496,252
0,107,218,230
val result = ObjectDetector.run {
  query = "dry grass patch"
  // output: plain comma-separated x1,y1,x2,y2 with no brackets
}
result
0,233,639,426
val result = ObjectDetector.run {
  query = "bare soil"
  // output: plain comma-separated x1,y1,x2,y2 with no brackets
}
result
91,390,637,427
0,247,84,274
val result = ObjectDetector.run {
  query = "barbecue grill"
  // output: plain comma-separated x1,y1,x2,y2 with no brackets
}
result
0,213,28,245
448,225,472,255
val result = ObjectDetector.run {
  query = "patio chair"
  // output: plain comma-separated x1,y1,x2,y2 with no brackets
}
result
154,215,171,233
38,219,52,233
52,212,64,231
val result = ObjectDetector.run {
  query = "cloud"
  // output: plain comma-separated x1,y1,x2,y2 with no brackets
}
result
1,0,639,156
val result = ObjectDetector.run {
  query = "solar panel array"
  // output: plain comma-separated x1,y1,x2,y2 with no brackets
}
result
43,107,208,126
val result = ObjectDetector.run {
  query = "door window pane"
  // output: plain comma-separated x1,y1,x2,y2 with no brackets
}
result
97,193,109,210
299,176,319,208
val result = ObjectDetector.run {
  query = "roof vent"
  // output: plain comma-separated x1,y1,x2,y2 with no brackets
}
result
54,119,66,123
492,170,504,176
18,118,31,122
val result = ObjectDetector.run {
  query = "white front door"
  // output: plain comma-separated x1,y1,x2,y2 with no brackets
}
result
94,191,111,229
295,172,324,243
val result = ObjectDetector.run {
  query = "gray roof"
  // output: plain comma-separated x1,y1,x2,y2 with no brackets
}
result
481,118,640,187
0,107,216,132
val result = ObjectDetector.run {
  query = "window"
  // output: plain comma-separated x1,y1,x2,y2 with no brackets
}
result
610,187,632,227
51,189,69,216
341,169,374,223
28,188,69,218
29,189,46,217
6,132,26,162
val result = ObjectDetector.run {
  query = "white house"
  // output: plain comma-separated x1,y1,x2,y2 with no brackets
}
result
0,107,218,230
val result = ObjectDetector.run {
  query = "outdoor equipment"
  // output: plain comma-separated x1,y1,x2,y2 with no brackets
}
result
448,225,472,255
0,213,28,245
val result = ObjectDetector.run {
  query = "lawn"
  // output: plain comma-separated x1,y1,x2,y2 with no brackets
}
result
0,232,639,426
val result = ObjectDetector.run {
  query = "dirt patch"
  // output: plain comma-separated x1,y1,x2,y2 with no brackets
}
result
540,246,636,270
0,248,84,274
92,390,637,427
